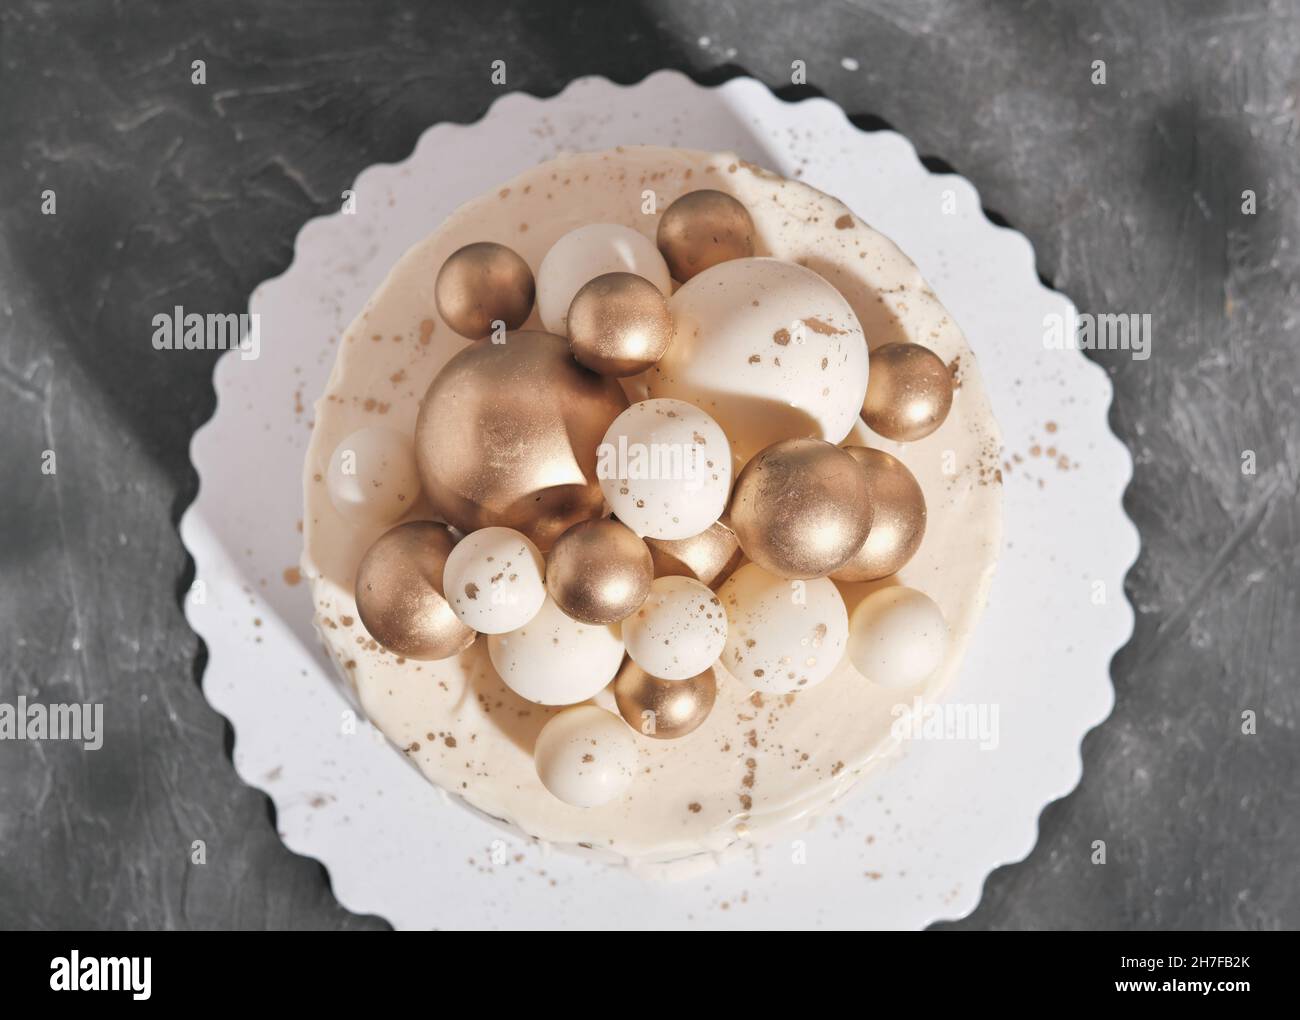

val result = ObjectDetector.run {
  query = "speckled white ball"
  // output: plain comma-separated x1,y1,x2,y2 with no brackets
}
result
718,563,849,694
622,576,727,681
442,527,546,634
536,224,672,336
533,705,637,808
326,426,421,526
488,595,625,705
847,587,949,689
597,398,731,540
646,257,869,463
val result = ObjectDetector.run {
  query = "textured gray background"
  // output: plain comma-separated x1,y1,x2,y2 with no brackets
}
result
1,0,1296,930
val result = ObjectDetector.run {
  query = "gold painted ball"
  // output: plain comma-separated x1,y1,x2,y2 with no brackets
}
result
566,272,673,376
434,241,535,340
644,519,743,589
861,342,953,442
729,438,873,579
545,518,654,625
830,447,927,582
614,661,717,740
656,189,756,282
354,521,477,660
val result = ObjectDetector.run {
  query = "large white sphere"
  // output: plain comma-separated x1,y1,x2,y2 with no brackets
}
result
622,575,727,680
598,398,731,540
718,563,849,694
488,595,624,705
533,705,637,808
326,426,420,526
536,224,672,336
645,257,869,463
847,587,949,689
442,527,546,634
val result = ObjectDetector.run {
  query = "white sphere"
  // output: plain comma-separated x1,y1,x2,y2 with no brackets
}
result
488,595,624,705
598,398,731,540
646,257,869,463
622,576,727,680
847,587,949,689
536,224,671,335
442,527,546,634
533,705,637,808
326,426,420,525
718,563,849,694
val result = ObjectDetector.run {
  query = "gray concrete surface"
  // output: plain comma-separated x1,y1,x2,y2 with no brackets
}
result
0,0,1296,929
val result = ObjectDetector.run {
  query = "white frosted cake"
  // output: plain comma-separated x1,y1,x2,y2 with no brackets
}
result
301,146,1002,875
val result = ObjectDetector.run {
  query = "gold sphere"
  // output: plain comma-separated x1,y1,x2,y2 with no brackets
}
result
645,519,743,589
566,272,673,376
434,241,535,340
830,447,927,582
354,521,477,660
656,189,756,282
614,660,717,740
414,331,628,549
862,342,953,442
729,438,873,579
545,518,654,625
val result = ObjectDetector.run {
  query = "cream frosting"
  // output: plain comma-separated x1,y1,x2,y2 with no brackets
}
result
301,146,1003,874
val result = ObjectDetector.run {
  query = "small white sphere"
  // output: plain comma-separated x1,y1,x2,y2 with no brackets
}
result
536,224,671,336
533,705,637,808
622,576,727,681
847,587,950,689
646,257,869,463
718,563,849,694
488,595,624,705
326,426,421,525
442,527,546,634
598,398,731,540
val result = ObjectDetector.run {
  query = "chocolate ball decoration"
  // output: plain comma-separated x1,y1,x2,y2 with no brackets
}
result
861,343,953,442
566,272,673,376
545,518,654,625
830,448,927,582
614,660,717,740
434,241,535,340
645,520,743,589
656,189,756,282
414,331,628,549
354,521,477,660
729,438,873,580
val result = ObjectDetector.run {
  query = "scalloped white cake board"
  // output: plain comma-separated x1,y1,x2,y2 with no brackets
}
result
180,71,1137,930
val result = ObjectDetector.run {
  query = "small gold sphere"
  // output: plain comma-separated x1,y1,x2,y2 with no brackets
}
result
545,518,654,625
354,521,477,660
434,241,535,340
614,660,717,740
644,519,743,589
656,189,756,282
729,438,873,579
861,342,954,442
830,447,927,582
566,272,673,376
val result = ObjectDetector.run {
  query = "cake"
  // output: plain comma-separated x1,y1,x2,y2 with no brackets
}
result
301,146,1002,876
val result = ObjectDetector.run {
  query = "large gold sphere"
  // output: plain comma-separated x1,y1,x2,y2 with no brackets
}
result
545,518,654,625
354,521,477,660
830,447,927,582
861,342,953,442
614,660,717,740
434,242,535,340
656,189,756,282
414,331,628,549
566,272,673,377
644,519,743,589
729,438,873,579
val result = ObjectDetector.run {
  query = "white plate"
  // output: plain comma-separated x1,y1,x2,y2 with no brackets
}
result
181,71,1137,930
